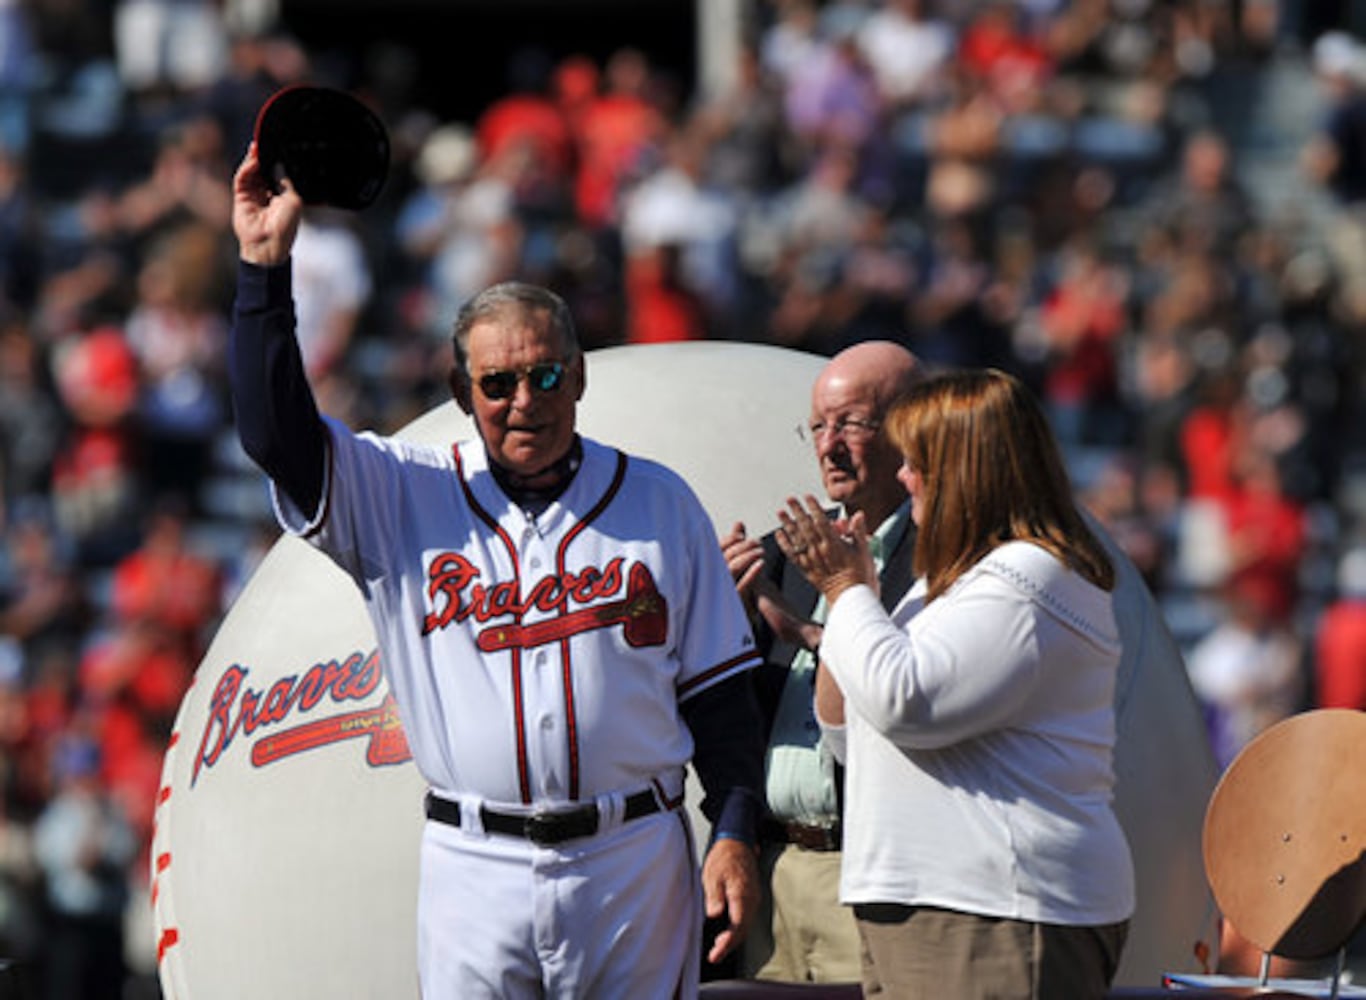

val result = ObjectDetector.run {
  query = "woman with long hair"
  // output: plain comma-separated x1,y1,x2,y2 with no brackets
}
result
776,368,1134,999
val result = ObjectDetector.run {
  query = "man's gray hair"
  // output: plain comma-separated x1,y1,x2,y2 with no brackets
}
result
451,282,580,371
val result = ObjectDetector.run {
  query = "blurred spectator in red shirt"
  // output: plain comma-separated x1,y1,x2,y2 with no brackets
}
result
79,621,190,730
1315,545,1366,710
1175,375,1308,613
1037,239,1128,445
958,0,1052,111
109,498,221,658
571,48,666,229
624,244,705,345
4,643,78,821
1221,448,1307,626
476,46,576,188
1179,367,1246,503
48,326,144,567
97,498,214,844
551,54,599,148
78,620,190,846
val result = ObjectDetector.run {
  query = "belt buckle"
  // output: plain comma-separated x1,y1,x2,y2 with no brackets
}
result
791,821,840,851
523,811,564,846
812,825,840,851
522,805,597,846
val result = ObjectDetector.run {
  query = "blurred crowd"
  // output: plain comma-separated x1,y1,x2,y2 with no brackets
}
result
2,0,1366,995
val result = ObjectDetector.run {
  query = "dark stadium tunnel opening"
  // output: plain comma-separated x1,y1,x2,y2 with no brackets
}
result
277,0,698,127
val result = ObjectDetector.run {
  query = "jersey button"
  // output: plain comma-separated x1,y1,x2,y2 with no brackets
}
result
539,714,554,730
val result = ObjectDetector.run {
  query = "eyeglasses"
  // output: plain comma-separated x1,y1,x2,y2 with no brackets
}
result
797,416,881,444
476,362,568,400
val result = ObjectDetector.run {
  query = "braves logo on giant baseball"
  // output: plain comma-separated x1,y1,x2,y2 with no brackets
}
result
191,650,411,785
190,553,668,785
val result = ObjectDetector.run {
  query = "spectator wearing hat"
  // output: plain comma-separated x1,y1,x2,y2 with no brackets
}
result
48,327,144,568
395,122,524,346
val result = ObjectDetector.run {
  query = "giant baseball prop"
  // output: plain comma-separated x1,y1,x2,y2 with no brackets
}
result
152,342,1221,996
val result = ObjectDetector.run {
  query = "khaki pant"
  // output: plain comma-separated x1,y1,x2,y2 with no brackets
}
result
741,843,862,984
854,904,1128,1000
1325,206,1366,324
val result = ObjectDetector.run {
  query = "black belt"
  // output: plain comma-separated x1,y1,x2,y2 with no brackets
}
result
425,790,662,846
760,817,842,852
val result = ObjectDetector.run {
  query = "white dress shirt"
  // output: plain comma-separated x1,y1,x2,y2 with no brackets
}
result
819,540,1135,926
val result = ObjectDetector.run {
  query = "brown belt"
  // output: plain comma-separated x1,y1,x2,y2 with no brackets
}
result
760,817,842,852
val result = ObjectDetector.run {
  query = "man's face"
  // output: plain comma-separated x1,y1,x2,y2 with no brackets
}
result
457,314,584,477
808,373,904,520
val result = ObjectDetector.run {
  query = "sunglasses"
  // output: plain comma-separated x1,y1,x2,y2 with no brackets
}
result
476,362,568,400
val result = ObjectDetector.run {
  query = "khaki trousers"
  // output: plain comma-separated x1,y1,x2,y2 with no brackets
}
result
741,843,862,984
854,904,1128,1000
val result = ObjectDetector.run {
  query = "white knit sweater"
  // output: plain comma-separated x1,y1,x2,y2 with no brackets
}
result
819,540,1136,926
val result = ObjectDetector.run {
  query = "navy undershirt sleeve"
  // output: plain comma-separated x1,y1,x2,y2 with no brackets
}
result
681,672,764,847
228,259,327,517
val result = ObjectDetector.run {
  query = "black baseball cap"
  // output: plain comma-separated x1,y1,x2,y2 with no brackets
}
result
253,85,390,210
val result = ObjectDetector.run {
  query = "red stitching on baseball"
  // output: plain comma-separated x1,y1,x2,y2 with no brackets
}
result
158,927,180,962
156,852,171,874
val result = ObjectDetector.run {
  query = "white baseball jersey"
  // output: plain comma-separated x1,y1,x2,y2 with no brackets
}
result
273,417,761,808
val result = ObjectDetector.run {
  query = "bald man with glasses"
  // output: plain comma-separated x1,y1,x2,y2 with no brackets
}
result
228,141,764,998
721,341,923,984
